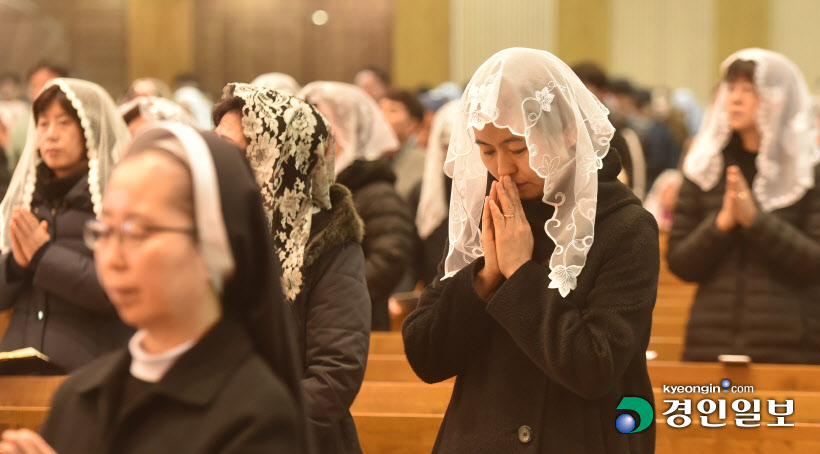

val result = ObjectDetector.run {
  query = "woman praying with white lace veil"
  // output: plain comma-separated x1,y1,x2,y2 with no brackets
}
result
212,83,370,454
668,49,820,364
402,48,659,453
0,78,133,372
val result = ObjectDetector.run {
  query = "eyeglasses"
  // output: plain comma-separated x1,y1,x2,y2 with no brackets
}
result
83,219,197,252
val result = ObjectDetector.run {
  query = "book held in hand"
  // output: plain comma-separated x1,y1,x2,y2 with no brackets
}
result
0,348,65,375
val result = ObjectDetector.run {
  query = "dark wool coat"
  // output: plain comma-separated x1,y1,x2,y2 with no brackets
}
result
41,319,304,454
402,151,659,453
0,168,132,371
667,143,820,364
290,184,370,454
336,159,415,331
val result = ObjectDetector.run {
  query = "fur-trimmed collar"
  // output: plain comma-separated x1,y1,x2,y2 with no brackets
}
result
304,184,364,268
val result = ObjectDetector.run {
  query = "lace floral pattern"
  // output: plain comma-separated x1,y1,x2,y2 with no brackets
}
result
228,83,334,302
443,48,614,297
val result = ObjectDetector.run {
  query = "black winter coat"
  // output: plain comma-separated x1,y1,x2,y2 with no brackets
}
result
0,168,132,371
402,152,659,453
41,318,304,453
667,142,820,364
337,159,415,331
290,184,370,454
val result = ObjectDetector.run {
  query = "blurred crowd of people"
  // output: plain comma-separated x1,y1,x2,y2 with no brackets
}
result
0,45,818,453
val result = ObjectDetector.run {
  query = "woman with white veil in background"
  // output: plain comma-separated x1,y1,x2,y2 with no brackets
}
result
0,78,132,372
668,49,820,364
299,82,415,331
413,100,459,286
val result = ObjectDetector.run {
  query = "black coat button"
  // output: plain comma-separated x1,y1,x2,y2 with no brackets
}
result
518,425,532,443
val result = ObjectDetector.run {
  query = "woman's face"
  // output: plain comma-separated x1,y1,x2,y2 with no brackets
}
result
725,77,759,133
95,151,211,330
36,101,87,178
475,123,545,200
380,98,418,144
214,109,249,150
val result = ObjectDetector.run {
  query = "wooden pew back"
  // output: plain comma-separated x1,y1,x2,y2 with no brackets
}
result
0,309,10,341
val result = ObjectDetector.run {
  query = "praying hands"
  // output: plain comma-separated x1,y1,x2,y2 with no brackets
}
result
715,165,759,232
474,176,535,299
9,207,50,269
0,429,57,454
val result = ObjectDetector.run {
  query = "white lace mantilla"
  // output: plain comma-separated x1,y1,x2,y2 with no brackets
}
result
443,48,614,297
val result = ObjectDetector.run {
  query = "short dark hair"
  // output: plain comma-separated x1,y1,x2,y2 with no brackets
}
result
174,72,201,87
26,61,69,82
632,88,652,109
358,66,391,85
609,78,635,96
725,59,756,83
383,89,425,123
211,94,245,128
32,84,81,125
571,62,608,91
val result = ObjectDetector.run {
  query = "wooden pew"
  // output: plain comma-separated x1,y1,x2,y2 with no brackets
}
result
371,332,687,357
351,380,820,453
366,351,820,390
370,332,405,355
353,413,820,454
368,335,684,369
649,361,820,392
647,337,684,361
352,381,820,423
651,316,687,338
0,309,10,341
0,376,64,431
388,235,699,332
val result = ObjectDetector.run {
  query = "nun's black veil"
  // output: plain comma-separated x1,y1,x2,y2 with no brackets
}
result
199,131,303,401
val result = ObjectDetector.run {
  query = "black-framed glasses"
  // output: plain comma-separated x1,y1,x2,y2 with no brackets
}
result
83,219,197,252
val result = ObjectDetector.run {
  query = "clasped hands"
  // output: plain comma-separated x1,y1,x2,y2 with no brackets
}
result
474,176,535,299
0,429,57,454
715,166,758,233
9,207,50,269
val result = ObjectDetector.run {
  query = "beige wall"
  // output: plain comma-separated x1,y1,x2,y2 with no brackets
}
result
449,0,557,84
558,0,609,67
127,0,193,88
609,0,715,103
446,0,820,104
392,0,449,89
770,0,820,92
716,0,769,73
